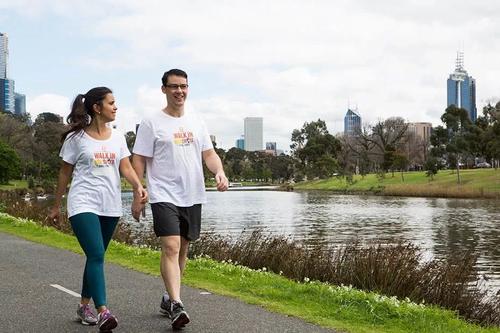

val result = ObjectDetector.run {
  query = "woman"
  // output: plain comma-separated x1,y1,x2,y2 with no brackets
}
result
49,87,147,332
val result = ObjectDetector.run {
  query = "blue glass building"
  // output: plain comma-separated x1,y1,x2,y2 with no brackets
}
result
0,78,15,113
14,92,26,115
344,108,362,136
446,52,477,122
236,137,245,150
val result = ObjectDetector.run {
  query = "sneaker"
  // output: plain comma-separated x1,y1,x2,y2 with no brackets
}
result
160,293,172,318
97,309,118,332
76,303,97,326
171,301,190,329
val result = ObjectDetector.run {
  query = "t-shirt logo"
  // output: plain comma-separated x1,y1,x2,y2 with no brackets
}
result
93,146,116,168
173,127,194,146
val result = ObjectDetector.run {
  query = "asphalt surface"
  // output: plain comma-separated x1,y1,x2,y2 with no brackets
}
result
0,232,338,333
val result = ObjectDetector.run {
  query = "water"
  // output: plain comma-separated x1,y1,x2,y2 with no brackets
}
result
120,190,500,290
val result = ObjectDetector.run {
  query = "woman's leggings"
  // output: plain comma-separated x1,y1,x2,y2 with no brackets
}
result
69,213,119,308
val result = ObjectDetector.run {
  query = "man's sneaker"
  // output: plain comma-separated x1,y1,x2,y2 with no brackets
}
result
171,301,190,329
76,303,97,325
97,309,118,332
160,293,172,318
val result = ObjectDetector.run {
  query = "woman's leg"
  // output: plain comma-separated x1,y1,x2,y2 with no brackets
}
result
70,213,111,308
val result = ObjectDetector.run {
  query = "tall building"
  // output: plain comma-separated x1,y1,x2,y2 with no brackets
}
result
408,122,432,143
344,108,362,136
265,142,277,156
244,117,263,151
447,52,477,122
14,92,26,116
236,136,245,150
0,32,8,79
0,78,15,113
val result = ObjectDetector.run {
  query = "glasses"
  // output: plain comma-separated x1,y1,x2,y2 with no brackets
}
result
165,84,189,90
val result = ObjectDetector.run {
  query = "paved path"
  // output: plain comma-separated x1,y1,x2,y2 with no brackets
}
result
0,232,338,332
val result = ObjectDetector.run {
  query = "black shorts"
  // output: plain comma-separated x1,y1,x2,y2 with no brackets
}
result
151,202,202,241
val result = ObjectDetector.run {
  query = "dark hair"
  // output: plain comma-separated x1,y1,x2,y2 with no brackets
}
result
61,86,113,142
161,69,188,86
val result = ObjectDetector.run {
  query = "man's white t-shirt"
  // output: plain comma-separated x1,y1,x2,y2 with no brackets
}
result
60,129,130,218
133,111,213,207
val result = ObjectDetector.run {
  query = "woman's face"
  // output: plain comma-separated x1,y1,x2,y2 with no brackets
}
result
95,93,117,122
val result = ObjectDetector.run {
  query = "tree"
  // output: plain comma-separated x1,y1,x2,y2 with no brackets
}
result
366,117,408,173
0,140,21,183
125,131,136,152
32,113,66,179
290,119,341,179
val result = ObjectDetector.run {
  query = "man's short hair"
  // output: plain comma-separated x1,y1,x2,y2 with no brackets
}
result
162,69,188,86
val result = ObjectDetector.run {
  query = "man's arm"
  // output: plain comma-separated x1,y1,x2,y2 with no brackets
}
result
202,149,228,192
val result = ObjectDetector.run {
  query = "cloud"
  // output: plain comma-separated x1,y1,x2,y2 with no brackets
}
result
26,94,70,121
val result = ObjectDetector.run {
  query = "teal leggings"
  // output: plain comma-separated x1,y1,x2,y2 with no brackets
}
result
69,213,119,308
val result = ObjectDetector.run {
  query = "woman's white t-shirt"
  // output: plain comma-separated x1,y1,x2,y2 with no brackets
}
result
60,129,130,218
133,111,213,207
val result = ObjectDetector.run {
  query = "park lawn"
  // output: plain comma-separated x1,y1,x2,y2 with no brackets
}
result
0,180,28,190
295,168,500,198
1,213,499,333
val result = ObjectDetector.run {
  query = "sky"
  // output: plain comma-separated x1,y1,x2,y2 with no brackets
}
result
1,0,499,152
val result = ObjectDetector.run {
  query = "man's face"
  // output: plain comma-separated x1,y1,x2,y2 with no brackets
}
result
162,75,188,107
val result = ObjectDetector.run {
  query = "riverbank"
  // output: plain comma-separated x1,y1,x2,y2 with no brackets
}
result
1,213,498,333
294,168,500,199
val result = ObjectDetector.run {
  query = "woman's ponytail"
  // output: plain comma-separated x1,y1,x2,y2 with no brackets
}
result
61,87,112,142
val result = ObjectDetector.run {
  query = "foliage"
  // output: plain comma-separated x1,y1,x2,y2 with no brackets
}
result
0,140,21,183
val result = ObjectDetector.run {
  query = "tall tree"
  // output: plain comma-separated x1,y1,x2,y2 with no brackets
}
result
0,140,21,183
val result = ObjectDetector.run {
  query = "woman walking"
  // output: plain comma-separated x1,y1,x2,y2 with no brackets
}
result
49,87,147,332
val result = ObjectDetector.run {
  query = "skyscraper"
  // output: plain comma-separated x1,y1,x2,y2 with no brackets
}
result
14,92,26,115
344,108,362,136
244,117,263,151
0,32,8,79
447,52,477,122
236,136,245,150
0,78,15,113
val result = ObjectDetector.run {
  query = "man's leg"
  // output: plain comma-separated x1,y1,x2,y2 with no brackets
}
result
179,237,190,275
160,235,182,302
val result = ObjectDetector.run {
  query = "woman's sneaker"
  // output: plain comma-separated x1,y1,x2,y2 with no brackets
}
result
160,293,172,318
76,304,97,325
97,309,118,332
171,301,190,329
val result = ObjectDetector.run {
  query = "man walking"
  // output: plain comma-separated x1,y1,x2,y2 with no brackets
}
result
131,69,228,329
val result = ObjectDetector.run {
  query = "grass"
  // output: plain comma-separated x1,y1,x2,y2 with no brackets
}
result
1,213,499,333
294,169,500,198
0,180,28,190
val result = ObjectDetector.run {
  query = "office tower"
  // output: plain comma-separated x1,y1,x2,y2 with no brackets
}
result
447,52,477,122
236,136,245,150
209,134,216,146
0,78,15,113
244,117,263,151
344,108,362,136
408,122,432,143
0,32,8,79
14,92,26,115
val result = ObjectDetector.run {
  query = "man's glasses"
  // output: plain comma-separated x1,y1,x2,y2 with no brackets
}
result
165,84,189,90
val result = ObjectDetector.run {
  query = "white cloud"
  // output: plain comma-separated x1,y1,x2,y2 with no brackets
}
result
26,94,70,121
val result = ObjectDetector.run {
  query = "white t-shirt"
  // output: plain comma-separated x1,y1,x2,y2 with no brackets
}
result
60,129,130,218
133,111,213,207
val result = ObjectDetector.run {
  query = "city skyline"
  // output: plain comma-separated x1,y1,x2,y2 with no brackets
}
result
1,1,499,150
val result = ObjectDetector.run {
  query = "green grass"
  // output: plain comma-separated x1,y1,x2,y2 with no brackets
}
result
1,213,498,333
294,169,500,198
0,180,28,190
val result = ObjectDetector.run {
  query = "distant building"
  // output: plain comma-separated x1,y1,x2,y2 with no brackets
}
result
265,142,277,156
0,32,8,79
210,134,216,146
0,78,15,113
447,51,477,122
236,136,245,150
244,117,263,151
344,108,362,136
14,92,26,115
408,122,432,143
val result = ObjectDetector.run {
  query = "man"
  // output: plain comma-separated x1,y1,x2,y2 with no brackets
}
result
131,68,228,329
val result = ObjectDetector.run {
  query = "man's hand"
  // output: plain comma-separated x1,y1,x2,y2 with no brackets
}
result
131,187,148,221
215,171,229,192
